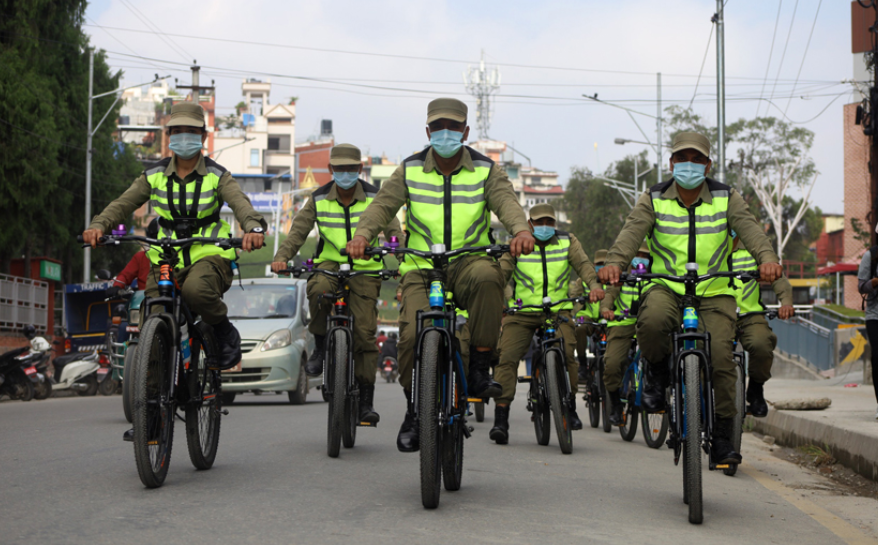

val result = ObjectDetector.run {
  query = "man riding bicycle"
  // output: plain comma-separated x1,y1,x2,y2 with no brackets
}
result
490,203,604,444
570,249,606,383
599,131,783,465
83,102,266,373
346,98,535,452
600,242,651,426
728,231,795,417
271,143,403,424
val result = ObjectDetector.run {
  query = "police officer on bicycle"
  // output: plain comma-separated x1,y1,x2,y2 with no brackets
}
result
271,143,403,424
599,131,783,465
346,98,535,452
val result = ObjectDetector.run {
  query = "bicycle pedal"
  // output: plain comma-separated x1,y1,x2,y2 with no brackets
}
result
466,397,485,403
517,376,532,383
463,426,473,438
221,409,229,416
357,421,376,427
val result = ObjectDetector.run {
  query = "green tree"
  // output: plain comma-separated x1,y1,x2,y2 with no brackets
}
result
560,166,630,257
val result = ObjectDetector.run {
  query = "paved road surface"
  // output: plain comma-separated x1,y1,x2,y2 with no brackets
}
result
1,383,875,544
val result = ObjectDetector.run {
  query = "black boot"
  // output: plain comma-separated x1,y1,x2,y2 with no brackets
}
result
123,428,134,442
711,418,743,465
490,404,510,444
568,394,583,430
468,350,502,399
641,360,668,414
397,390,419,452
746,380,768,417
577,355,589,384
213,320,242,370
607,389,624,426
358,383,380,424
304,335,325,376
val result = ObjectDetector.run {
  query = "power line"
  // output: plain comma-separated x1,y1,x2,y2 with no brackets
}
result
784,0,822,115
756,0,783,117
767,0,800,111
689,23,714,109
85,16,167,72
118,0,194,63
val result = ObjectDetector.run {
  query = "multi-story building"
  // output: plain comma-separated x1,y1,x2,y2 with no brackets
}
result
118,80,169,147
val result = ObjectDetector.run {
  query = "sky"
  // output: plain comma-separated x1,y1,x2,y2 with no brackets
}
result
85,0,853,213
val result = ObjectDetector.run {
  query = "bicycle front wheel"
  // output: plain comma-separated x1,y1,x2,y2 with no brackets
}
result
532,367,550,446
545,351,572,455
683,354,703,524
185,322,222,470
419,330,443,509
619,383,639,442
327,329,348,458
132,318,175,489
724,362,745,477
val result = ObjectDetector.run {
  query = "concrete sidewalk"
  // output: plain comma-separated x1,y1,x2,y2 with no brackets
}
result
749,376,878,482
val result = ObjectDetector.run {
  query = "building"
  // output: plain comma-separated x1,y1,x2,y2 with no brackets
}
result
814,214,845,266
118,80,169,148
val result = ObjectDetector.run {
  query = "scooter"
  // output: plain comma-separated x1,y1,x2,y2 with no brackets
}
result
380,356,398,383
0,347,34,401
51,350,102,396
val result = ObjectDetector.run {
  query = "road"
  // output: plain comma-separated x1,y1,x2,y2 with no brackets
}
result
1,383,876,545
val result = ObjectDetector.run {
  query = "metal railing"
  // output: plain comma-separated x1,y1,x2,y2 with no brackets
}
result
771,316,834,371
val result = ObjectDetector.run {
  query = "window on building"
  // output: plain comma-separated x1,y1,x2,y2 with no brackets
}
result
250,149,260,167
531,176,542,184
507,167,519,179
268,137,280,151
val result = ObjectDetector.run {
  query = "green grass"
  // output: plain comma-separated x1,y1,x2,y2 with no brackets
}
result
815,304,865,319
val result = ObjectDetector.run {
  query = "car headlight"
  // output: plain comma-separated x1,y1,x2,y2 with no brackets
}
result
261,329,292,352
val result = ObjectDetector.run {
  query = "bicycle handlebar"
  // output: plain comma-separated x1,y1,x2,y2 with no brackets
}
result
344,244,510,261
738,309,779,320
78,234,244,250
505,295,588,315
618,269,760,286
279,266,398,280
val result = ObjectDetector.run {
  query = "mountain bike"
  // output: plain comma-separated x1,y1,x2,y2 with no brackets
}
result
507,296,587,454
359,243,510,509
618,339,641,442
724,308,778,477
620,263,759,524
80,233,241,488
578,318,612,432
282,260,397,458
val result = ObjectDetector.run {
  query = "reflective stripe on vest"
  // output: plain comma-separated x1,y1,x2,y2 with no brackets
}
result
400,148,493,274
146,166,234,268
729,248,763,314
647,181,732,297
509,234,573,311
313,181,382,271
608,281,651,328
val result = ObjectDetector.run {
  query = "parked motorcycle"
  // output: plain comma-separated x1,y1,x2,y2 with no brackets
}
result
0,347,34,401
20,326,55,400
51,350,102,396
380,356,398,383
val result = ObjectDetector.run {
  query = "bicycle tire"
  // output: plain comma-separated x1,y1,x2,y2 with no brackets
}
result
683,354,703,524
442,408,464,491
724,362,745,477
327,330,347,458
185,322,222,470
586,360,600,428
532,366,550,446
132,318,174,489
419,330,443,509
474,402,485,423
545,351,572,455
123,345,137,423
641,411,669,449
342,385,357,449
619,381,639,442
599,365,611,433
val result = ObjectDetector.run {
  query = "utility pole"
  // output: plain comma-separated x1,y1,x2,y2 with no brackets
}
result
656,72,662,186
176,62,214,107
854,1,878,245
464,50,501,140
84,48,94,283
715,0,726,184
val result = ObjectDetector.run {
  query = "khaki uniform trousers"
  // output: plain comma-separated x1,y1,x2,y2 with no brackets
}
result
143,255,233,326
456,321,471,371
495,310,577,406
398,256,504,394
737,314,777,384
635,284,738,419
306,261,380,385
602,323,636,393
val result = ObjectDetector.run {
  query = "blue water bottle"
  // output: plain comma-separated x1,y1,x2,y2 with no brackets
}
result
429,281,444,309
683,307,698,331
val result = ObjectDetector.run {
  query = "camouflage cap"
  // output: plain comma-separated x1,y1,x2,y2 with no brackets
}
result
166,102,205,128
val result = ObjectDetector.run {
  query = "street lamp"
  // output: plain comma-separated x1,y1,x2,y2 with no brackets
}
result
615,137,659,196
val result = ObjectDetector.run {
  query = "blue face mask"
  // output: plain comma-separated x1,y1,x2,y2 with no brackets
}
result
332,171,359,189
595,265,604,273
631,257,649,269
672,161,707,190
430,129,464,158
533,225,555,241
168,132,204,159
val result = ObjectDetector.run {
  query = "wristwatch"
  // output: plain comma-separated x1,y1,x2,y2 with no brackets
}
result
250,227,265,234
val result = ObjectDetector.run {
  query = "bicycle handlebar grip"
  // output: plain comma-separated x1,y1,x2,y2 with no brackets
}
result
76,235,85,243
339,248,348,256
229,238,244,247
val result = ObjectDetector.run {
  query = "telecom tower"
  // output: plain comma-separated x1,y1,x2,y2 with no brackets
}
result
464,50,500,140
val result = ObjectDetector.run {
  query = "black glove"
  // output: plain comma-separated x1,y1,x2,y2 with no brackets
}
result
106,286,121,298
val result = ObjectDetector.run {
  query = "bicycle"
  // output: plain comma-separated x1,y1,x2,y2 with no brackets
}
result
80,233,242,488
619,263,759,525
506,295,588,454
577,318,612,433
724,308,778,477
358,242,510,509
282,260,398,458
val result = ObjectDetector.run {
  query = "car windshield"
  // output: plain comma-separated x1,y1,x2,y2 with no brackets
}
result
226,285,298,319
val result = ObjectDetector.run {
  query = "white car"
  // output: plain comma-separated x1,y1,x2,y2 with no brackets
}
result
221,278,320,404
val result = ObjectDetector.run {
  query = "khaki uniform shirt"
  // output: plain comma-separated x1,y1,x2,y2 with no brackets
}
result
605,180,779,272
273,181,404,263
89,155,267,234
500,233,602,294
354,146,530,243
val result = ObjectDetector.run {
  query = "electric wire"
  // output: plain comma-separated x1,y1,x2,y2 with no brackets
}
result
118,0,194,63
767,0,800,111
784,0,823,115
689,22,715,109
756,0,784,117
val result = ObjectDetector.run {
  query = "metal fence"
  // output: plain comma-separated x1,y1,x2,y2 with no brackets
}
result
0,274,49,332
771,316,834,371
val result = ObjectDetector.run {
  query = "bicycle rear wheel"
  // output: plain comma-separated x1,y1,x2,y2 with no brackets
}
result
599,362,611,433
327,330,348,458
132,318,175,489
419,331,443,509
586,359,600,428
683,355,703,524
724,362,745,477
122,345,137,423
641,411,669,449
474,402,485,423
545,351,572,455
185,323,222,470
532,367,550,446
619,380,639,442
